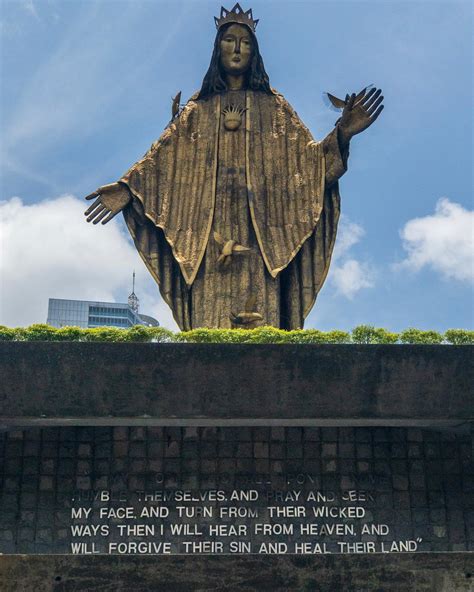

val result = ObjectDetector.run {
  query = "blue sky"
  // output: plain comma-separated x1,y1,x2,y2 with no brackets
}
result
0,0,472,331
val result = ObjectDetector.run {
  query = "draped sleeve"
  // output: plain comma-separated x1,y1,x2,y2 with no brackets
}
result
120,96,221,286
246,92,327,278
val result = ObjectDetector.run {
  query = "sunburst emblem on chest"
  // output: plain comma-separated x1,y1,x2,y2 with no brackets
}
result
222,104,247,131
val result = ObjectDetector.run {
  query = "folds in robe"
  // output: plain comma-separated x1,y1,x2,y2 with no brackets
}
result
121,98,219,286
122,91,326,282
121,90,341,330
245,92,325,277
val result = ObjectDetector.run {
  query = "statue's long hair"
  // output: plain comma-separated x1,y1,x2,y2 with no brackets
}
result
197,23,273,100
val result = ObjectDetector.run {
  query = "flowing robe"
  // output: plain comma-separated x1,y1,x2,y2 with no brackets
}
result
121,90,347,330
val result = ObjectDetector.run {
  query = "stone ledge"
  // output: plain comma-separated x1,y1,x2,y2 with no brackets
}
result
1,554,473,592
1,343,472,427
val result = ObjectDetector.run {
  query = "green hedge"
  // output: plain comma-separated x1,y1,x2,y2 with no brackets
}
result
0,324,472,344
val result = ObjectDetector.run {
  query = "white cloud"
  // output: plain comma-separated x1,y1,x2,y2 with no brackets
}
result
330,259,374,300
332,218,365,261
0,195,177,329
397,198,474,283
327,217,375,299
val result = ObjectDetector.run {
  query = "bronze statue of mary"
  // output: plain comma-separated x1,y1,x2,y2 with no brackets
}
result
84,3,384,330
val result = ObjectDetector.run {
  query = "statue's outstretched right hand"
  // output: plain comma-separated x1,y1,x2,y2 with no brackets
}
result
84,182,131,225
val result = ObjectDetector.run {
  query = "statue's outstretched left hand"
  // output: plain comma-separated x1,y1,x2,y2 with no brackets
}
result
338,87,384,142
84,182,131,225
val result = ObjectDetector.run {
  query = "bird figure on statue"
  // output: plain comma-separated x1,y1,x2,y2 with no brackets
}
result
171,91,182,120
230,295,263,328
214,232,251,268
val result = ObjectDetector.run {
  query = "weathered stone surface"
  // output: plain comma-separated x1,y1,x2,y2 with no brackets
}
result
1,426,472,555
0,343,472,426
1,554,473,591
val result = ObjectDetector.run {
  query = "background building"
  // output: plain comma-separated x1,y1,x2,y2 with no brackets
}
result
47,273,159,328
46,298,158,328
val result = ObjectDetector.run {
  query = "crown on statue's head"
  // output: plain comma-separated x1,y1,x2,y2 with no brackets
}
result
214,3,259,32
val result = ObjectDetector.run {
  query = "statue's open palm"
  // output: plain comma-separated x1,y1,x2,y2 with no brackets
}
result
339,87,384,139
84,182,131,225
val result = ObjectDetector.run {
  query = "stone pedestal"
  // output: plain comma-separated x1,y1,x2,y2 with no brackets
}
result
0,343,472,590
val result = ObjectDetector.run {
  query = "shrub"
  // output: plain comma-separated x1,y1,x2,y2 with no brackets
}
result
121,325,154,342
82,327,128,342
177,328,251,343
0,326,16,341
0,324,471,344
399,328,443,344
352,325,399,344
22,324,63,341
177,327,351,344
318,330,351,344
444,329,474,345
247,327,290,343
148,327,176,343
56,327,86,341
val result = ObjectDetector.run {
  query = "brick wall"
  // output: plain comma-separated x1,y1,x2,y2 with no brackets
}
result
0,426,472,554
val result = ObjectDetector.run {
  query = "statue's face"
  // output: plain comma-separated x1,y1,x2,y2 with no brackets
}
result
219,24,253,76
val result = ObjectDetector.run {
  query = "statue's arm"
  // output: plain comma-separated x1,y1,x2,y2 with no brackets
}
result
84,135,163,226
84,98,197,227
117,129,176,226
322,126,350,188
120,181,148,225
